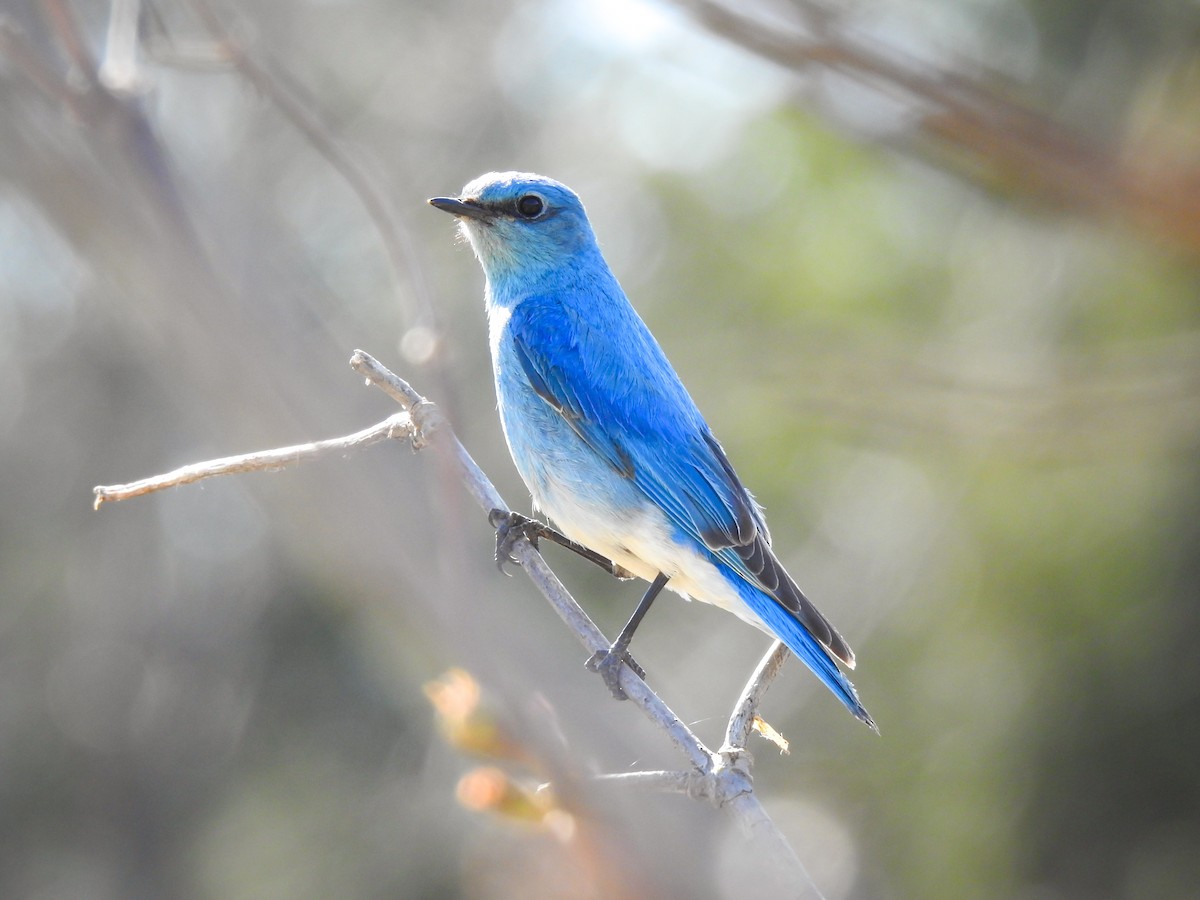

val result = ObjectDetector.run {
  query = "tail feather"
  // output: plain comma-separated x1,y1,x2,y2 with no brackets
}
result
734,576,877,732
730,533,856,669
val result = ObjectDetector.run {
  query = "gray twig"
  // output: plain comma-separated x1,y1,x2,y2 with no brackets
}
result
350,350,716,771
724,639,791,753
93,348,819,892
354,351,816,893
93,412,414,508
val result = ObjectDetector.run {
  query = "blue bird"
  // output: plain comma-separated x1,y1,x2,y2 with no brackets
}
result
430,172,874,730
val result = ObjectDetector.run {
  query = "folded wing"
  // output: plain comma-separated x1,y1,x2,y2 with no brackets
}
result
509,296,854,667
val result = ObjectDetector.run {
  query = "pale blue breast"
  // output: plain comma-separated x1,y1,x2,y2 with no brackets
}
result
492,326,644,520
491,319,772,628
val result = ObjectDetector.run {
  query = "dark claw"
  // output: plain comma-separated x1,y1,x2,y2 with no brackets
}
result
490,509,542,573
585,648,646,701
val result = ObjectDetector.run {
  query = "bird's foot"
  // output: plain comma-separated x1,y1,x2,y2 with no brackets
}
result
490,509,633,579
489,509,545,573
585,647,646,701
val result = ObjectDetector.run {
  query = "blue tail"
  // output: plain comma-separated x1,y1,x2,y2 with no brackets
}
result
731,572,877,731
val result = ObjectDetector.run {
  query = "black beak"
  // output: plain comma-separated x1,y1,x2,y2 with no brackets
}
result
428,196,493,221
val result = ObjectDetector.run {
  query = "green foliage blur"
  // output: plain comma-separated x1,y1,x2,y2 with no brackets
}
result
2,1,1199,898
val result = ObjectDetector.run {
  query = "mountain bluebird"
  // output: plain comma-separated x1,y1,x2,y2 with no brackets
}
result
431,172,874,729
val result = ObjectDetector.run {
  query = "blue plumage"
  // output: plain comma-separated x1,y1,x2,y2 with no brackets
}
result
430,172,874,729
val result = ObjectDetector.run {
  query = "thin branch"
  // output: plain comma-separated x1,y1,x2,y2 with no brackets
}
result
94,348,819,891
93,411,414,508
724,640,790,752
93,348,716,772
349,351,717,772
516,539,716,773
592,751,820,897
588,770,700,794
352,350,437,425
350,353,820,894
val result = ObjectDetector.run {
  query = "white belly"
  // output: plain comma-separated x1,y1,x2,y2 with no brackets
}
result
536,478,771,635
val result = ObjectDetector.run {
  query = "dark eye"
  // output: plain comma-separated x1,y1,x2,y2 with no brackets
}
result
515,194,545,219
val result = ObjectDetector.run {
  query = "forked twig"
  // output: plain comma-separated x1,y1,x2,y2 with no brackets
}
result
93,349,807,888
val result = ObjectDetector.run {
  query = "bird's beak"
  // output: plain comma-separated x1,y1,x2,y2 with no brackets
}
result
428,196,493,221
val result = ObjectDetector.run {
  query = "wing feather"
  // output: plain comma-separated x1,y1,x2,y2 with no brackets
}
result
509,296,854,666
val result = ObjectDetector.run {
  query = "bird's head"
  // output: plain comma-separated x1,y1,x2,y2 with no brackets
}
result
429,172,599,281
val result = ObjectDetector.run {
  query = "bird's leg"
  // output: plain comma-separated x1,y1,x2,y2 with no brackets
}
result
489,509,633,578
586,571,669,700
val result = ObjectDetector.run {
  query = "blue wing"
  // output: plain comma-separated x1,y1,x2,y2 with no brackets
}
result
507,295,856,669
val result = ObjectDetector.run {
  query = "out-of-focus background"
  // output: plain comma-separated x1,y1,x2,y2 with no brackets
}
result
3,1,1200,897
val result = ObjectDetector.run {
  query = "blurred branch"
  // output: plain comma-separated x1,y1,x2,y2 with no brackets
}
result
93,349,816,892
7,0,220,278
681,0,1200,255
0,19,84,112
100,0,143,94
39,0,100,88
186,0,439,336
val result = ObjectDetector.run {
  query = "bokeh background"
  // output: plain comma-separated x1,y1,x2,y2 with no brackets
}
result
3,1,1200,897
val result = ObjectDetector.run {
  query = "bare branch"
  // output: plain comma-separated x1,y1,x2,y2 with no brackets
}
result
349,350,718,771
348,351,823,892
93,411,414,508
724,640,790,753
351,350,438,425
589,764,820,897
586,770,698,794
723,778,821,898
515,539,716,773
94,348,819,891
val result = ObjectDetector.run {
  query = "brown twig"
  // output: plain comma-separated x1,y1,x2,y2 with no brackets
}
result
681,0,1200,255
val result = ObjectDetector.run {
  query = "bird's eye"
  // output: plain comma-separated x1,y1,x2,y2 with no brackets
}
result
515,194,545,219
